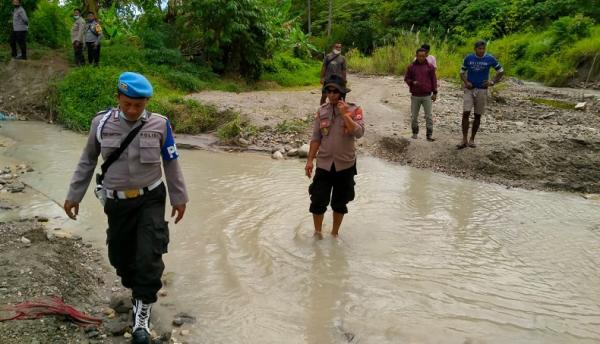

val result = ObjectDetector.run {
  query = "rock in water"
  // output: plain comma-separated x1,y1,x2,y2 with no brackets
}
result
272,151,284,160
298,144,309,158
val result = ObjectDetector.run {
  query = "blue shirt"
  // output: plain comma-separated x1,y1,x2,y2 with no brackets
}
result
461,53,504,89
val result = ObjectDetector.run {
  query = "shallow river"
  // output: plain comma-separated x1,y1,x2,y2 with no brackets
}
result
1,121,600,344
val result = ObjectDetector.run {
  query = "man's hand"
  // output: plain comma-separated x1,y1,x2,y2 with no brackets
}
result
464,81,474,89
483,80,495,87
432,94,437,102
63,200,79,220
320,78,324,85
305,160,314,178
171,204,186,224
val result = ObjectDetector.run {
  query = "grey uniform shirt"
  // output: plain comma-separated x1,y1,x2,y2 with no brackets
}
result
12,6,28,32
67,109,188,206
311,103,365,172
71,17,85,43
84,20,102,44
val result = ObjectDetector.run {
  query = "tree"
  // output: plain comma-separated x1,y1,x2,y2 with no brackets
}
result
327,0,332,37
181,0,271,81
307,0,311,35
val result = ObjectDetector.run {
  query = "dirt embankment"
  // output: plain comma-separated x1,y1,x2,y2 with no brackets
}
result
189,75,600,194
0,56,69,121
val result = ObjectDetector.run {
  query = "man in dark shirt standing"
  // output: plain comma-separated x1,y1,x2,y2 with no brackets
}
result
404,48,438,141
320,42,347,105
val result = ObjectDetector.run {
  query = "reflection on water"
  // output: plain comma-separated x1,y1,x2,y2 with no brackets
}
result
2,121,600,344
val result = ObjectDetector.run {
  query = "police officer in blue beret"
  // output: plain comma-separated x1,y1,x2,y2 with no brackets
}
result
64,72,188,344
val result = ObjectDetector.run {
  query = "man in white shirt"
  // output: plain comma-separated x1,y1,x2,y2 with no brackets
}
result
421,44,437,69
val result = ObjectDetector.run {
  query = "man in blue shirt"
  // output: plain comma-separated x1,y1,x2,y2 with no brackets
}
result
458,40,504,149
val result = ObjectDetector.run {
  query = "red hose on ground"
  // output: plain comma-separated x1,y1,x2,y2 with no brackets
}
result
0,296,102,326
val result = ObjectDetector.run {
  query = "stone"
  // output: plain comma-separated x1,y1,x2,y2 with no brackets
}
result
158,289,168,297
102,307,117,317
575,102,587,110
173,312,196,327
284,145,292,152
36,216,49,222
105,320,129,336
20,236,31,245
286,149,298,157
298,144,309,158
271,146,284,154
180,330,190,336
123,332,132,339
46,232,55,241
271,151,284,160
110,294,132,314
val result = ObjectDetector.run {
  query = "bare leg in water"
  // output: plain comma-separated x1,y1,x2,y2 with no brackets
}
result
331,212,344,237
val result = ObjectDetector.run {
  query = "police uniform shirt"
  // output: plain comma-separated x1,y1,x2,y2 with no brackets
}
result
311,103,365,172
67,109,188,205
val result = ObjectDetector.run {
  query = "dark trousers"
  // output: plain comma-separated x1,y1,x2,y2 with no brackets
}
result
10,31,27,59
86,42,101,65
309,163,357,214
73,43,85,66
104,184,169,303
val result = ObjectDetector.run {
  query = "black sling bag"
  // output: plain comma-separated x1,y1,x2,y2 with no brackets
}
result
95,121,146,187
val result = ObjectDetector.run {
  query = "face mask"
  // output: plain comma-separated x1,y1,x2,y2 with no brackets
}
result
333,49,341,54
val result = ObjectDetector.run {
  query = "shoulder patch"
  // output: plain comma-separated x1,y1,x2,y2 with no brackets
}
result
354,107,363,121
161,119,179,161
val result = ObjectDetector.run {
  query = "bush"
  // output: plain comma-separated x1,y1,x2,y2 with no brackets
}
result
152,97,237,134
261,53,320,86
55,66,121,131
29,1,70,49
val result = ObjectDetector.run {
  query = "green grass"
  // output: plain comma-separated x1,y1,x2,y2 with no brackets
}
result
346,25,600,86
346,32,464,81
530,98,576,110
261,53,321,87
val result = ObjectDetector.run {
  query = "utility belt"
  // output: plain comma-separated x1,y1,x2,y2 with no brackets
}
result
105,180,162,200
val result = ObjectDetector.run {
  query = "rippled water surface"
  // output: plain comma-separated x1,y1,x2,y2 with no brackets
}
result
2,122,600,343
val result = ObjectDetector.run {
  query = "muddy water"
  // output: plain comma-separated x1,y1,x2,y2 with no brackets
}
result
2,121,600,344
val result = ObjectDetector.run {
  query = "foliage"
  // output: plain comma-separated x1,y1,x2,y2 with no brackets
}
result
261,52,320,86
54,66,120,131
180,0,271,81
156,97,238,134
29,1,70,48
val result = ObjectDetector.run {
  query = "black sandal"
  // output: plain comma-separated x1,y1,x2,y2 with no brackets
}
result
456,143,468,150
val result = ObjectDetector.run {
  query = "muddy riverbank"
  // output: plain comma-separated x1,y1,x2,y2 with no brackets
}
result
189,75,600,194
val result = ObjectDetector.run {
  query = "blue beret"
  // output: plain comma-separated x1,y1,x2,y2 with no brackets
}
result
117,72,153,98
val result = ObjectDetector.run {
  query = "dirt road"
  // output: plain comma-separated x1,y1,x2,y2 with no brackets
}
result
189,74,600,193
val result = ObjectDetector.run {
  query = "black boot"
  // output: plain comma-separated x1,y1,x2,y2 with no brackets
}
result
131,299,152,344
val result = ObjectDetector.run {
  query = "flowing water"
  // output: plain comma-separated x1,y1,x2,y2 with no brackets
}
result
1,121,600,344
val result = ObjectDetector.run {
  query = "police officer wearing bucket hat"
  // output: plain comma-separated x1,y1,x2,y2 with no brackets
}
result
64,72,188,344
306,75,365,237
